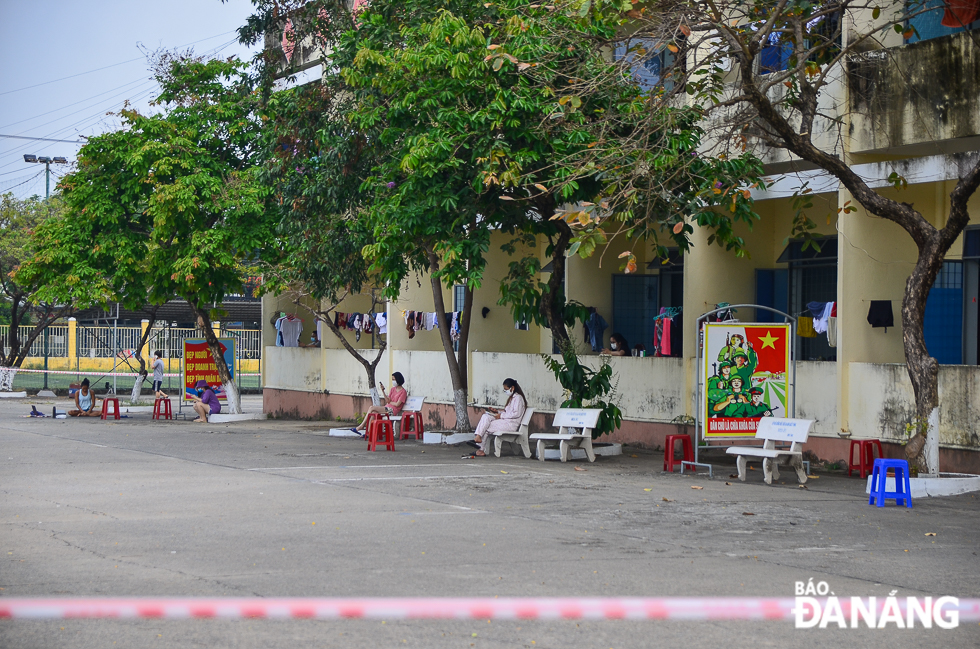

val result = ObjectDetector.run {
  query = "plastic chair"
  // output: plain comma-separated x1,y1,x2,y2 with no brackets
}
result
868,458,913,508
152,398,173,420
663,434,693,472
367,418,395,452
101,397,121,420
848,439,883,478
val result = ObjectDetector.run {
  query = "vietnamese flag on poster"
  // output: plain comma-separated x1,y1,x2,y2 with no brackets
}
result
743,326,788,375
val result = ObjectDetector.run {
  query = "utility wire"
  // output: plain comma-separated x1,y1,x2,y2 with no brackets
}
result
0,30,239,97
0,134,87,144
0,77,152,131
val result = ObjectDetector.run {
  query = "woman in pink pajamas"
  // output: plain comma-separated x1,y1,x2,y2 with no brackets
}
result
473,378,527,457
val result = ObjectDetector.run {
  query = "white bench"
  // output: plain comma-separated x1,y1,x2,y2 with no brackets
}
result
726,418,812,485
490,408,535,458
530,408,602,462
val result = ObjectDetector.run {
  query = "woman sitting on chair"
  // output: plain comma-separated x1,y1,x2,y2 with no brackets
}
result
472,378,527,457
352,372,407,436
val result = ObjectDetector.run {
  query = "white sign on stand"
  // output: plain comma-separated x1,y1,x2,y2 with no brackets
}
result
755,417,811,443
552,409,601,429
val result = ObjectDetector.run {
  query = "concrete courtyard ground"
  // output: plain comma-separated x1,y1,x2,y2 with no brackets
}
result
1,396,978,648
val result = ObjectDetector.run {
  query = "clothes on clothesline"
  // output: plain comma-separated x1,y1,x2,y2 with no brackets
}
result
330,312,387,338
807,301,835,334
797,316,817,338
584,308,607,352
651,307,683,357
827,316,838,348
274,314,304,347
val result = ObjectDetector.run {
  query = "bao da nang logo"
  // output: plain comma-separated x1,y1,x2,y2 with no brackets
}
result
794,580,959,629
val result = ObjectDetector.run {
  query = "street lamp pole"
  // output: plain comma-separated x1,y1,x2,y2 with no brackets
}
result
23,154,68,390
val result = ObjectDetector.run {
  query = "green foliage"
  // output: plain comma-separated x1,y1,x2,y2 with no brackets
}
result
541,343,623,439
17,56,270,318
0,193,61,322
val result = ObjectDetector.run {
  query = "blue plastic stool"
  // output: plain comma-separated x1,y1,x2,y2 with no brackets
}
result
868,458,913,508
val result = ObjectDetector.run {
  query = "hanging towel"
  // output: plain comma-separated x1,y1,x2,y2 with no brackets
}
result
660,315,672,356
797,316,817,338
813,302,834,334
867,301,894,331
827,316,837,348
375,313,387,334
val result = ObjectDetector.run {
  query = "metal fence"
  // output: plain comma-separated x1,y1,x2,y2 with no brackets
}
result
1,324,262,363
1,325,69,357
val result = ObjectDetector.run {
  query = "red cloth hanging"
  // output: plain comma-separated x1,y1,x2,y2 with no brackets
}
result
942,0,980,28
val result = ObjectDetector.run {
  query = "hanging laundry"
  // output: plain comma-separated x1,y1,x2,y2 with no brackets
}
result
660,314,672,356
450,312,461,342
827,316,838,348
276,314,303,347
375,312,388,334
363,315,373,335
867,301,893,331
797,316,817,338
316,318,323,342
335,312,348,329
406,311,416,339
812,302,834,334
425,312,437,330
585,308,608,352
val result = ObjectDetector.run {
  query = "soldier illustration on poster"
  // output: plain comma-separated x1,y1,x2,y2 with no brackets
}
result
702,323,790,438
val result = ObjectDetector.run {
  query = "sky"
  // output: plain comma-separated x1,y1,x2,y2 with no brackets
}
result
0,0,261,199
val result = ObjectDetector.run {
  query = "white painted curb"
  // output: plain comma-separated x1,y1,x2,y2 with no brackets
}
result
422,431,474,445
542,443,623,461
865,472,980,498
207,413,266,423
0,391,28,398
328,428,362,437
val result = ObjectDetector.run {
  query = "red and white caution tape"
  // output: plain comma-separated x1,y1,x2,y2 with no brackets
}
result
0,368,259,377
1,597,977,621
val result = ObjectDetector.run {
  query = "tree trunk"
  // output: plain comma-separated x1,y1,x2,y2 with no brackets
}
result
426,246,472,433
194,307,241,414
319,314,387,404
129,312,159,405
543,219,573,349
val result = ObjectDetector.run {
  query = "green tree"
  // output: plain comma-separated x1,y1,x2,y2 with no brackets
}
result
17,55,270,413
603,0,980,473
0,194,76,387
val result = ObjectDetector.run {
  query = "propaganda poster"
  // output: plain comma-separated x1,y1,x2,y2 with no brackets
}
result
702,323,791,438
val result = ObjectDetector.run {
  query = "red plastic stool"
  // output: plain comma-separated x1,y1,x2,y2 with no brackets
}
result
152,398,172,420
400,411,424,440
663,434,693,472
848,439,883,478
367,418,395,451
100,397,121,420
364,412,383,432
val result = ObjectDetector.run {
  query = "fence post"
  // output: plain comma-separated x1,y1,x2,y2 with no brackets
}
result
68,318,77,361
140,320,149,366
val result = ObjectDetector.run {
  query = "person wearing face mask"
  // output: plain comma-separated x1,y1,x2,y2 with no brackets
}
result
601,333,629,356
470,378,527,457
189,379,221,423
